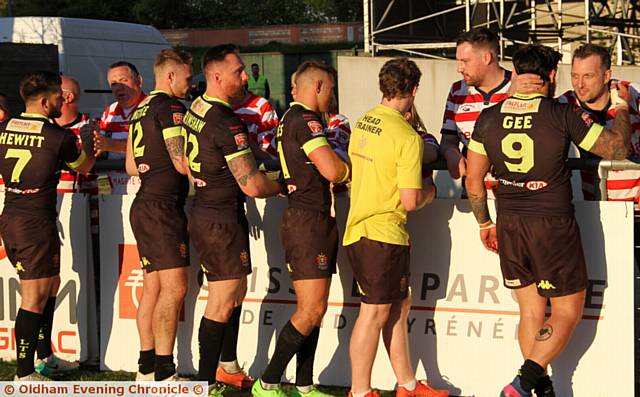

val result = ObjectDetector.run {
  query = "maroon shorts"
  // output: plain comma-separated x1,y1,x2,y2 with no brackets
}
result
345,237,410,304
0,213,60,280
497,213,588,297
130,199,189,272
280,207,338,281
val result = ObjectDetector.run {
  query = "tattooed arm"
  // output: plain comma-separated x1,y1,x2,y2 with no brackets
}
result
465,149,498,253
588,82,632,160
227,152,284,198
164,135,190,175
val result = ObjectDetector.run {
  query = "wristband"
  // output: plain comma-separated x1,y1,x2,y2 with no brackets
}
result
337,162,350,184
478,220,495,230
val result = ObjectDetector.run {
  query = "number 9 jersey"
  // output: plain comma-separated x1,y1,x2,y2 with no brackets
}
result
0,113,83,218
468,93,604,216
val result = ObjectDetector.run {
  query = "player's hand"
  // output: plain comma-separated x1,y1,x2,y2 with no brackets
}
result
611,80,631,108
480,226,498,254
444,149,466,179
93,132,109,157
511,73,544,95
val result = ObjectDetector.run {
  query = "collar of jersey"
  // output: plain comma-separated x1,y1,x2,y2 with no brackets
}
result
203,94,231,108
512,93,545,100
290,101,312,111
150,89,171,97
20,112,49,120
375,103,402,116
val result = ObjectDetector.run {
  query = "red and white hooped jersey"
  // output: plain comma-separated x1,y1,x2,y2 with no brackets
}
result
325,113,351,162
558,81,640,202
57,113,98,194
440,70,512,147
232,93,278,159
99,95,147,161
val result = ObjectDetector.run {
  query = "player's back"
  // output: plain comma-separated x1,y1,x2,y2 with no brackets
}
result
0,113,80,217
470,93,603,216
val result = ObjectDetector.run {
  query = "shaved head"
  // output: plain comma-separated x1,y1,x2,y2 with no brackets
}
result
292,60,336,113
61,75,80,101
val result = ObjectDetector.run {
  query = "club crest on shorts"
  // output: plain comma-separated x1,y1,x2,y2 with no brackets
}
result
316,253,328,270
178,243,188,258
240,250,250,267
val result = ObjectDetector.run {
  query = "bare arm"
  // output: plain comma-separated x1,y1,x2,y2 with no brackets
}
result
125,132,138,176
164,135,189,175
440,134,466,179
399,183,436,212
307,145,350,183
588,82,632,160
228,152,284,198
465,149,498,253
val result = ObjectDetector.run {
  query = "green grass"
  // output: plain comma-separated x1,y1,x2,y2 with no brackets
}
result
0,360,396,397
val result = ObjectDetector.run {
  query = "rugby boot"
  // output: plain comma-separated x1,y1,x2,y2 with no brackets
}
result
396,380,449,397
208,382,227,397
34,353,79,376
500,377,532,397
14,371,51,381
216,366,255,389
251,378,287,397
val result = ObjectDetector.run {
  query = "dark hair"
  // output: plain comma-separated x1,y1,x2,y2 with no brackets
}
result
295,60,337,82
456,27,499,55
154,48,192,76
251,63,259,68
378,57,421,99
202,44,239,71
572,43,611,70
109,61,140,78
19,71,61,102
512,44,562,81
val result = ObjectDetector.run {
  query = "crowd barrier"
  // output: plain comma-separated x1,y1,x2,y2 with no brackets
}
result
97,195,633,397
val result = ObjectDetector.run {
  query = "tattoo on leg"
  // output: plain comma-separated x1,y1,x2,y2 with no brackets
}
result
535,324,553,341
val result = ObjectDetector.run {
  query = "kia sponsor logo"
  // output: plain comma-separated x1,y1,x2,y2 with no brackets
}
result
526,180,547,190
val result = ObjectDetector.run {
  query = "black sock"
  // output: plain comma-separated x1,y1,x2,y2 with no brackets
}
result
36,297,56,360
154,354,176,381
519,359,545,392
138,349,155,375
220,305,242,363
261,321,308,384
15,309,43,377
534,374,555,397
296,326,320,387
197,317,226,385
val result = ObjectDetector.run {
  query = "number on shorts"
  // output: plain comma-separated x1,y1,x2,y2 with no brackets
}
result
5,148,32,182
501,133,534,173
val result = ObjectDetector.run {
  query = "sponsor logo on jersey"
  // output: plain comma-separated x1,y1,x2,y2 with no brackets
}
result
191,97,212,118
193,178,207,187
501,98,541,114
307,120,324,136
7,119,44,134
526,180,548,190
137,163,150,173
234,133,249,150
580,111,594,127
173,112,184,125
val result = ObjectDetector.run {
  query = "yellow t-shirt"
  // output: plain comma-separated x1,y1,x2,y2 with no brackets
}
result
343,104,423,246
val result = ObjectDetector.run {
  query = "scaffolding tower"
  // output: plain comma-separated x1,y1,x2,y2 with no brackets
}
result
363,0,640,64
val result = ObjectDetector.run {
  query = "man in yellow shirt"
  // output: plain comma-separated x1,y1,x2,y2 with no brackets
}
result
343,58,446,397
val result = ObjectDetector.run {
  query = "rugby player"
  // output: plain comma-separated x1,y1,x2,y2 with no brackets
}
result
124,48,193,381
181,44,284,396
465,44,631,397
0,71,95,380
343,57,447,397
252,61,349,397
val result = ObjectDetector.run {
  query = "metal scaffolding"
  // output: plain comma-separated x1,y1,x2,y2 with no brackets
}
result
364,0,640,64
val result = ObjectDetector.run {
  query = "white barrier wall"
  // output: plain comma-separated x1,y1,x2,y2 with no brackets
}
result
100,196,633,397
0,193,96,363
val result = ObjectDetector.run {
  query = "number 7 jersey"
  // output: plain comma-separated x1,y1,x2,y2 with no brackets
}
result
468,93,604,216
0,113,84,218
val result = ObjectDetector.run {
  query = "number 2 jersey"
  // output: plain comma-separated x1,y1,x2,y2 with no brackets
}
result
129,90,188,202
182,94,252,222
0,113,84,218
469,93,604,216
